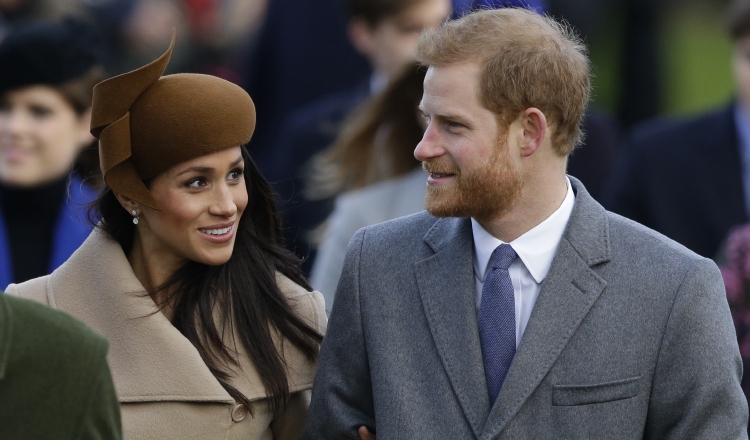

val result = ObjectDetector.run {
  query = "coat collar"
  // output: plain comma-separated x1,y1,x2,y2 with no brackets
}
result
45,227,316,404
0,174,95,291
416,176,611,438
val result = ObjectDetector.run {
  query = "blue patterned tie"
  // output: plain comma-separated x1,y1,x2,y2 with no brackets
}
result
479,244,517,405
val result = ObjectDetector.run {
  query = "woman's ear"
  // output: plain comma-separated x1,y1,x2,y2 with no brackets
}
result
518,107,547,158
113,192,141,216
77,108,96,148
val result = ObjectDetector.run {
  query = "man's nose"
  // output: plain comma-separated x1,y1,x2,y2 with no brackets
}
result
414,123,444,162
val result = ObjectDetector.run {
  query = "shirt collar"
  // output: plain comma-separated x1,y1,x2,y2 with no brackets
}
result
472,177,575,284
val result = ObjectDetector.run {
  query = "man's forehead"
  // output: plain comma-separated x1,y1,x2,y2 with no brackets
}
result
420,63,482,113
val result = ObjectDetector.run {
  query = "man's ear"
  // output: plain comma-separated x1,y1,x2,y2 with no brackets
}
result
348,18,375,57
518,108,547,158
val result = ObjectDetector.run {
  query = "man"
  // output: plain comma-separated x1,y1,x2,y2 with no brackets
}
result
272,0,452,273
303,8,748,439
605,0,750,259
0,292,121,439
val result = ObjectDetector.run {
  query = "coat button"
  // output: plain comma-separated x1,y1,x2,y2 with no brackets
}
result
231,404,248,422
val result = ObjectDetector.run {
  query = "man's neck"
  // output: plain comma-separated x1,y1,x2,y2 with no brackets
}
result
476,173,569,243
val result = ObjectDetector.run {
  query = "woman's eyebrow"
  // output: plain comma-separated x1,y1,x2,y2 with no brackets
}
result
176,156,243,176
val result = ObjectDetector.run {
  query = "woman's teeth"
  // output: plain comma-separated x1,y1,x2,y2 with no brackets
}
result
201,226,231,235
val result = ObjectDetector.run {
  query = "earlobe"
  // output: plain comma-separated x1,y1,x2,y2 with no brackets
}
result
113,192,141,215
519,108,547,158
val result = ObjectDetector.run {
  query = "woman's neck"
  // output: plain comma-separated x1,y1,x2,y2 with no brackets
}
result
127,233,185,320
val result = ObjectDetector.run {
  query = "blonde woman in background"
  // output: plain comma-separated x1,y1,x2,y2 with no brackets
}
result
308,64,427,310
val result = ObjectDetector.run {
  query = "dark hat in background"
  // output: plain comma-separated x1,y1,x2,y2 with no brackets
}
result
0,19,105,96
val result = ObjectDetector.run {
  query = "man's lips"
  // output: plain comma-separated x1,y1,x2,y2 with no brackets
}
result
428,172,455,178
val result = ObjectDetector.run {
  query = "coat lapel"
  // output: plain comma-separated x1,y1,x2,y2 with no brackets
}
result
47,228,234,404
414,217,491,437
481,178,610,439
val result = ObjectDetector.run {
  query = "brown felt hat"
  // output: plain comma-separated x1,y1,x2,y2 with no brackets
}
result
90,32,256,210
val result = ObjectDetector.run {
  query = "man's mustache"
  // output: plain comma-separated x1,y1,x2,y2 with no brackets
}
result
422,160,460,175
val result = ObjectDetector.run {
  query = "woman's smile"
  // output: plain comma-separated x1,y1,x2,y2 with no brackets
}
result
198,222,236,243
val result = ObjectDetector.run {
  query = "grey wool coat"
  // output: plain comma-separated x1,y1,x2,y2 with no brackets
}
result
302,177,748,439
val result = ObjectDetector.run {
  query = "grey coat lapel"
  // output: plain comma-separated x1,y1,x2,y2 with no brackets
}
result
414,217,491,437
482,178,611,439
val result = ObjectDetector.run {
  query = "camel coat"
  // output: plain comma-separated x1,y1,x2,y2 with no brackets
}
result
6,228,327,440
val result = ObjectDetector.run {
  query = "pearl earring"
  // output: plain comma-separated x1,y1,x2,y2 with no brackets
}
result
131,210,139,225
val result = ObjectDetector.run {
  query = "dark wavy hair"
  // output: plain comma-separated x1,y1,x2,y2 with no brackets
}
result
90,145,322,414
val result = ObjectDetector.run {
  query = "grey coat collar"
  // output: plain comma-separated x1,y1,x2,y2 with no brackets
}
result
415,177,611,438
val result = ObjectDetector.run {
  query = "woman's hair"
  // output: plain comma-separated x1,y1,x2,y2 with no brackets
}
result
306,63,426,200
58,67,107,187
91,145,322,414
0,19,107,187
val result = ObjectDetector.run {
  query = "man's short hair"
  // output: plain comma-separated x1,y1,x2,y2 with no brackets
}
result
344,0,428,27
728,0,750,41
415,8,591,156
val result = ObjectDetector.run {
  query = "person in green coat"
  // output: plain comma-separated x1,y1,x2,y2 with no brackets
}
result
0,292,121,439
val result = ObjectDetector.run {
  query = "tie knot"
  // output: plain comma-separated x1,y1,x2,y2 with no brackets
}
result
490,244,516,270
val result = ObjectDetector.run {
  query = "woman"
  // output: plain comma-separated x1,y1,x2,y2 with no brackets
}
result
7,34,325,439
0,20,105,289
306,64,427,307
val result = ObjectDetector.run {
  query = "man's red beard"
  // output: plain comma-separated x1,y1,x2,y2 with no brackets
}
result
422,133,522,221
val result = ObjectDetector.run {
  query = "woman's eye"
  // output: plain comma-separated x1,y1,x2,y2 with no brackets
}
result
29,105,52,118
186,178,206,188
228,168,244,181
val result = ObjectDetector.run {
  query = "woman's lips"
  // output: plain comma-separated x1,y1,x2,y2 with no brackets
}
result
1,146,33,163
198,224,235,243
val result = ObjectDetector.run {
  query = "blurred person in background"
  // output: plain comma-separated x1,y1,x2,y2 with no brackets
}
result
273,0,452,274
0,20,105,289
0,292,121,439
0,0,88,29
308,64,427,308
7,35,325,439
717,223,750,412
240,0,371,174
605,0,750,259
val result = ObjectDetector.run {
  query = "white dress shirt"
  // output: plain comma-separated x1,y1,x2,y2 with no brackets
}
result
472,177,575,348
